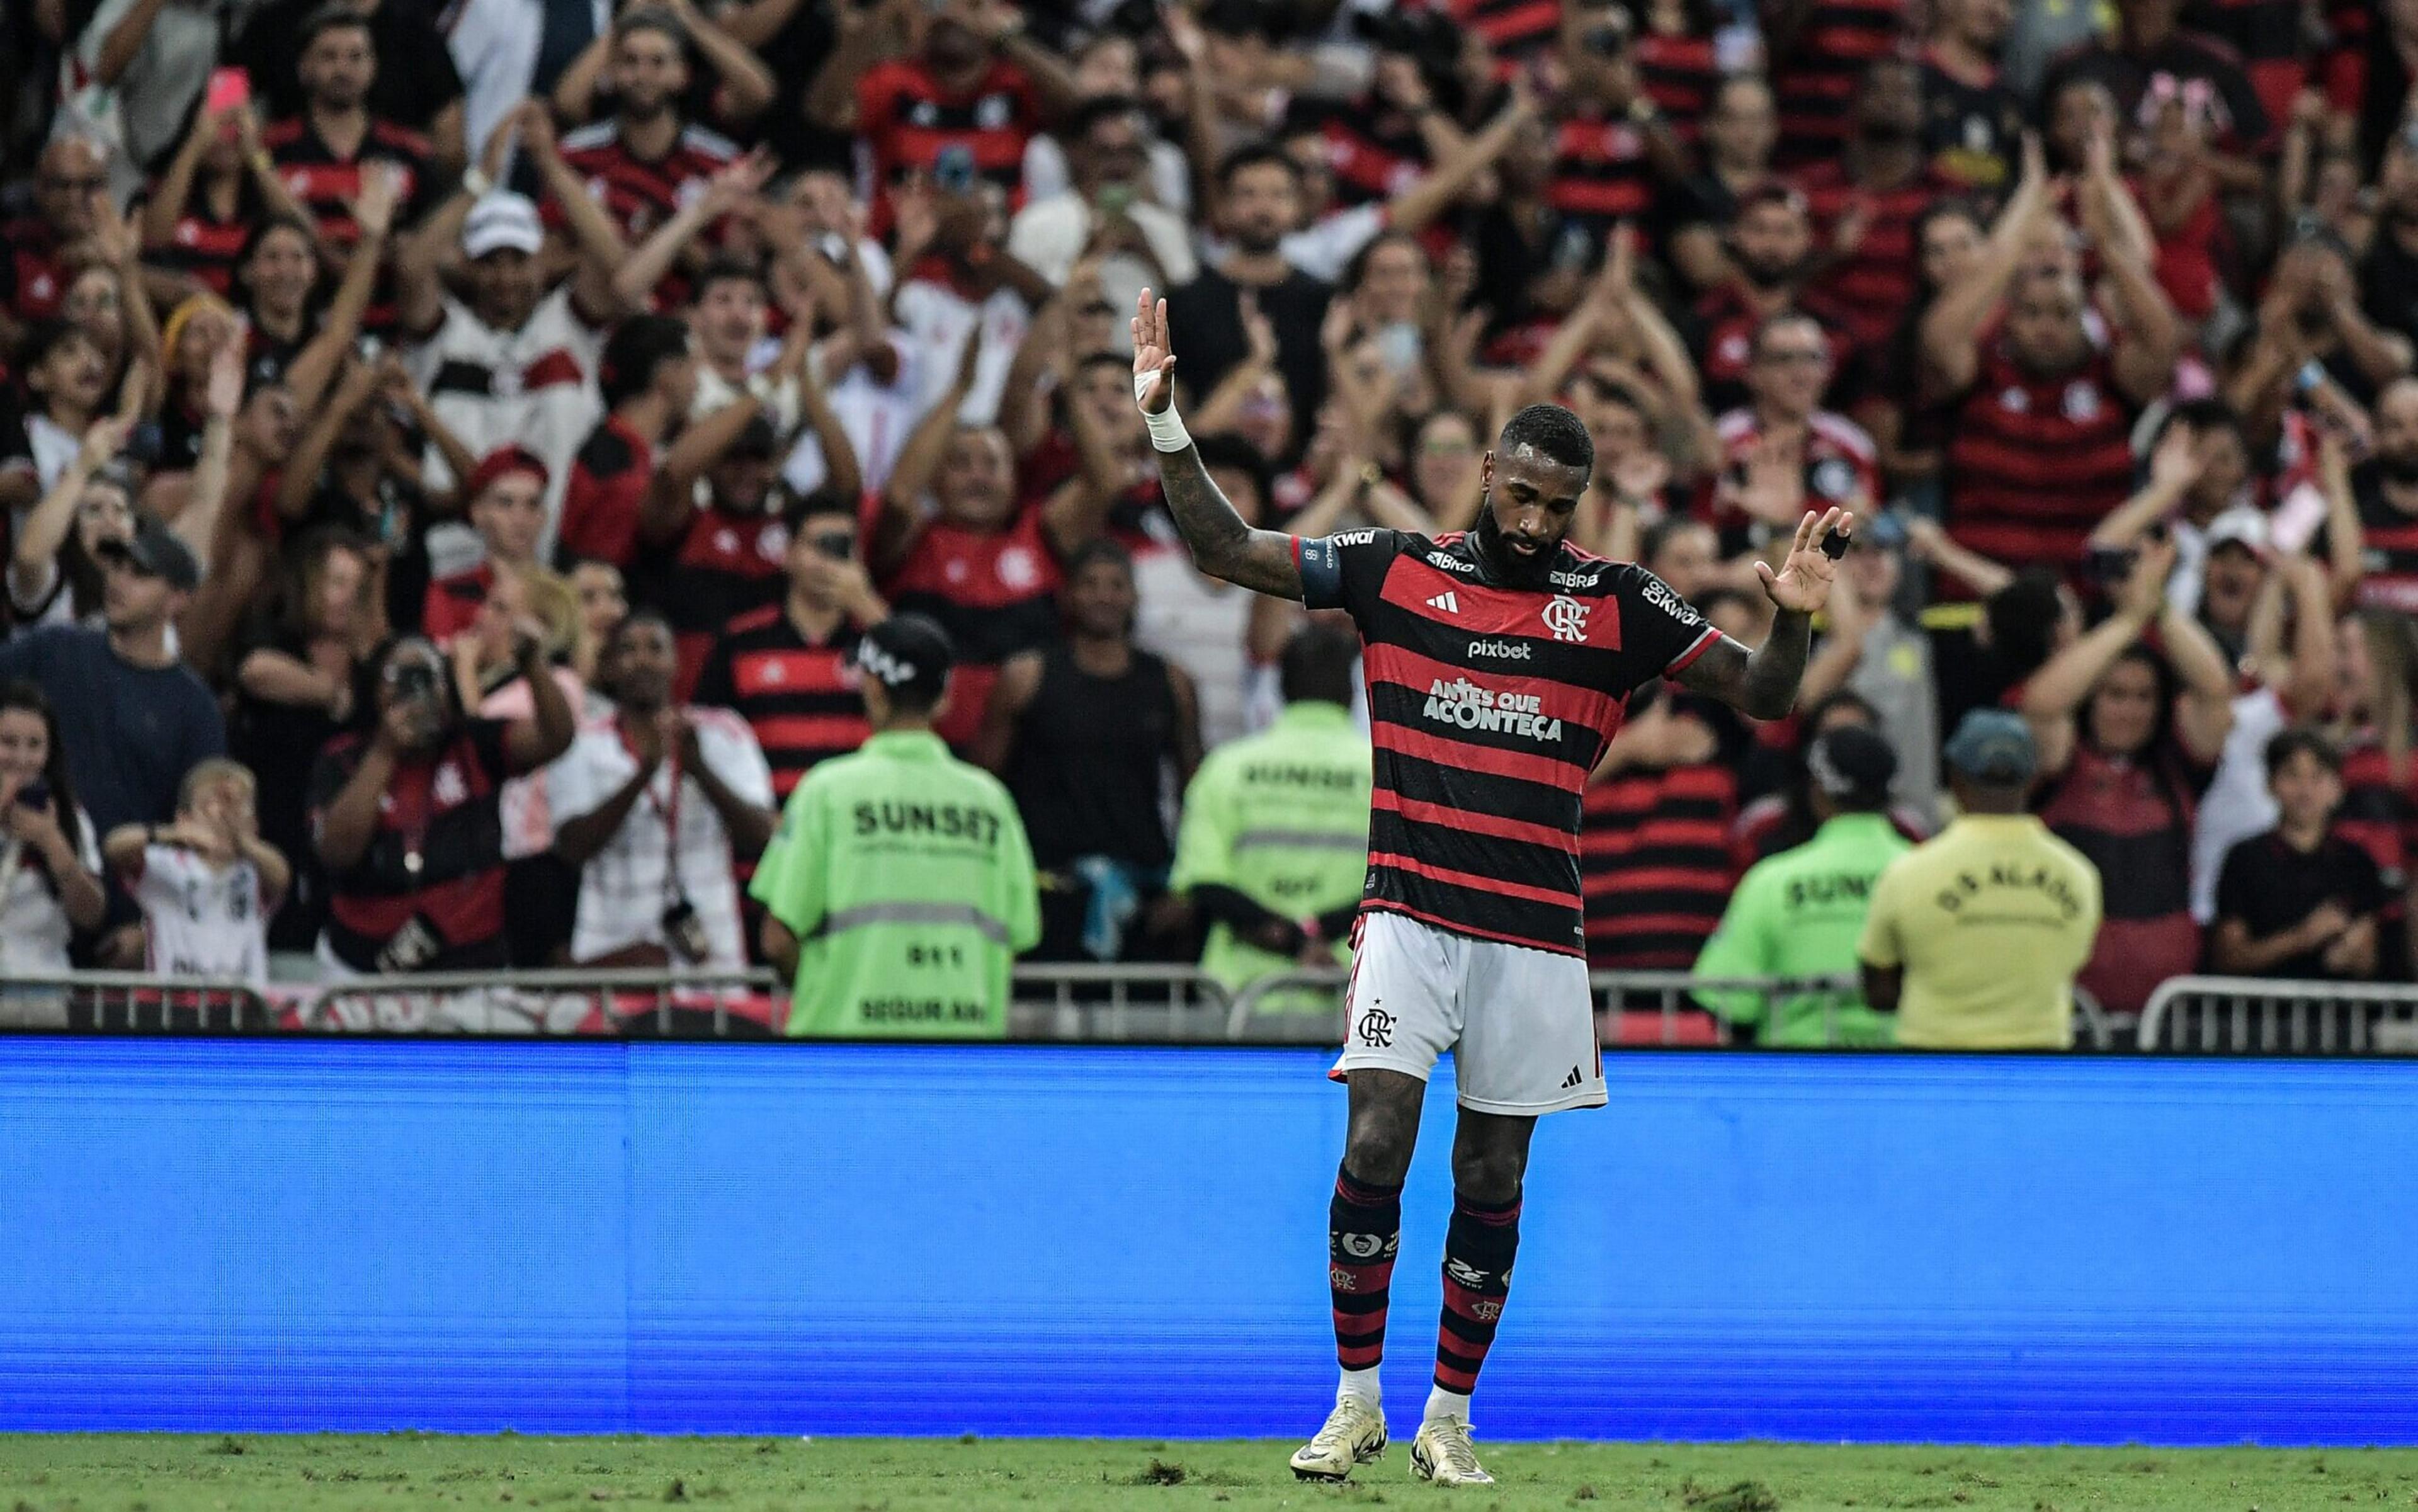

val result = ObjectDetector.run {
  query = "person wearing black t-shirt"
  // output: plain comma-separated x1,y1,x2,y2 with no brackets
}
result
2211,729,2390,981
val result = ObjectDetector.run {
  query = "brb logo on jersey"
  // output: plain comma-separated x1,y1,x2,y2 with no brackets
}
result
1424,678,1564,741
1541,594,1592,644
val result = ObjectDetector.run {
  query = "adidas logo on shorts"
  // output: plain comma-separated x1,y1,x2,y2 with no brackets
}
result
1560,1066,1583,1089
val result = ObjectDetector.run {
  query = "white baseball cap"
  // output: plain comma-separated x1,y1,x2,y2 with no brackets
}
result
2204,507,2271,559
462,191,545,259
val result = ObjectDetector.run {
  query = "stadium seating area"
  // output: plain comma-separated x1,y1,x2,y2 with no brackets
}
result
3,0,2417,1032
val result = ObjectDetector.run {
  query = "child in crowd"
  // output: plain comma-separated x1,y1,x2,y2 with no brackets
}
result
2210,730,2387,982
102,758,289,986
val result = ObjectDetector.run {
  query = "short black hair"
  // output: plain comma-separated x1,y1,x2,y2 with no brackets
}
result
598,314,691,407
1640,514,1711,571
690,255,767,305
605,605,674,658
2159,395,2246,449
1192,433,1274,513
298,3,373,48
1064,537,1135,583
1067,94,1145,143
781,487,858,535
1497,403,1595,476
615,3,688,46
2265,726,2344,780
1217,144,1300,191
1281,622,1359,707
1987,569,2067,679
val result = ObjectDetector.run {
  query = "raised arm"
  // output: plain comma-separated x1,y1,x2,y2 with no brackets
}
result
611,149,771,311
1672,506,1854,719
665,0,776,120
1134,290,1304,599
1921,134,2048,397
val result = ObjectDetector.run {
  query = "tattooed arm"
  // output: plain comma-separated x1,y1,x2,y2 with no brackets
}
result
1674,506,1851,720
1133,290,1305,600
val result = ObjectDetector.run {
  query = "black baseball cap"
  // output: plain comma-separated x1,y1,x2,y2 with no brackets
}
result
856,613,954,705
1808,724,1897,805
95,514,201,592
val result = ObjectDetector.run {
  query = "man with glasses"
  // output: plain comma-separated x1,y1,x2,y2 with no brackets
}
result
1708,310,1877,567
0,138,107,337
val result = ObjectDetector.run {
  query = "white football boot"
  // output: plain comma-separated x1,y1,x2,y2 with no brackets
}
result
1409,1415,1494,1486
1288,1397,1388,1482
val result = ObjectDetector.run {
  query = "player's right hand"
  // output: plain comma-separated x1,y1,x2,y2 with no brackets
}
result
1132,288,1176,415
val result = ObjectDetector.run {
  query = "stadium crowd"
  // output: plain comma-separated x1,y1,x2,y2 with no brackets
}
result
1,0,2417,1043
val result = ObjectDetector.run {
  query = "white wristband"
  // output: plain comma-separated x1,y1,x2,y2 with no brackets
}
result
1136,371,1191,453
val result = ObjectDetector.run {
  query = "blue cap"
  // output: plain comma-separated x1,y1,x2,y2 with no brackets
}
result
1943,708,2037,786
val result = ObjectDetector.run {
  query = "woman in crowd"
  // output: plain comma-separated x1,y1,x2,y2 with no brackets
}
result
2023,543,2237,1015
6,416,134,630
141,103,311,299
0,679,106,994
230,527,382,951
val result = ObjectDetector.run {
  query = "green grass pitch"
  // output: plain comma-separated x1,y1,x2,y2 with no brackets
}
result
0,1436,2411,1511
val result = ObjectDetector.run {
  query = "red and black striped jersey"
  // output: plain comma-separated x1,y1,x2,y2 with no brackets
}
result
1444,0,1559,68
557,415,657,569
1637,30,1721,145
2336,737,2418,903
854,57,1041,231
0,217,66,322
262,115,435,329
1286,93,1432,210
1579,706,1743,969
1792,161,1952,351
1690,281,1862,416
878,506,1065,750
691,604,869,799
2333,465,2418,615
554,119,737,304
1769,0,1912,166
650,505,790,701
148,199,253,298
1299,527,1720,957
1944,334,2139,572
2036,740,2206,1015
1548,110,1655,241
308,718,514,972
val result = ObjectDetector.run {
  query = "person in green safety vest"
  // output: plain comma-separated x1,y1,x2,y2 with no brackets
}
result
1171,624,1373,1014
1691,724,1910,1046
751,614,1040,1038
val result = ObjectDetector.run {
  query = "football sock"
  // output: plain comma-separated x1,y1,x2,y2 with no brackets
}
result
1430,1190,1521,1418
1329,1165,1402,1394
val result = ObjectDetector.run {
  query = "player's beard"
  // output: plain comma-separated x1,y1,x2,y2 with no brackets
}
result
1470,500,1557,590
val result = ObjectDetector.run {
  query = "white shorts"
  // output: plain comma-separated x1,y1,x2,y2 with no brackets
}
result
1333,909,1606,1115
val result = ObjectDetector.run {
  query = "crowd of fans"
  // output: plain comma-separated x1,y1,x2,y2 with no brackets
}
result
4,0,2418,1038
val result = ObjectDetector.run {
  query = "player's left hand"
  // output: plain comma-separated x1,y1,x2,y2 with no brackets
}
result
1757,506,1853,615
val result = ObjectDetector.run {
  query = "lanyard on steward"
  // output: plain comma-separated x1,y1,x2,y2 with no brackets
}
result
617,718,686,907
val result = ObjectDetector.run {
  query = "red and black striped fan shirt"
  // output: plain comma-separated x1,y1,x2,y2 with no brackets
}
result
1299,528,1720,957
1769,0,1910,166
1944,335,2138,573
262,116,436,330
692,605,869,800
553,120,737,305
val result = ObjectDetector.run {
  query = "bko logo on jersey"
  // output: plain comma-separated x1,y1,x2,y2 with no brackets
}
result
1541,594,1592,644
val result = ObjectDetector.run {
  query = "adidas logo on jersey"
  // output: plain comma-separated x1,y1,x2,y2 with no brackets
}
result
1427,591,1460,613
1422,678,1564,741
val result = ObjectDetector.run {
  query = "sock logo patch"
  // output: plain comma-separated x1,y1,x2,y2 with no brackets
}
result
1336,1231,1396,1259
1445,1258,1494,1290
1470,1297,1502,1322
1331,1265,1359,1292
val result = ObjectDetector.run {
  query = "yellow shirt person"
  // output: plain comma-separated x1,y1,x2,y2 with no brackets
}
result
1859,712,2102,1049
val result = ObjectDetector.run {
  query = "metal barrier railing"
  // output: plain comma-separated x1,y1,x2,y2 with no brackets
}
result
0,967,2126,1050
2138,976,2418,1052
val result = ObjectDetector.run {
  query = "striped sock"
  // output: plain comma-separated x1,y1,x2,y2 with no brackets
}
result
1329,1166,1402,1384
1432,1191,1521,1409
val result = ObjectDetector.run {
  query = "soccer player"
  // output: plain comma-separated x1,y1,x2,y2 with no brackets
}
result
1128,289,1849,1486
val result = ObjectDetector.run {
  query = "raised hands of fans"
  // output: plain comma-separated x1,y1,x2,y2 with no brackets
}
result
1,785,69,858
2116,534,2179,624
1607,445,1669,505
1132,288,1177,414
1239,290,1278,370
2147,420,2204,493
1831,195,1873,259
1373,54,1433,115
705,148,776,217
77,414,135,472
673,709,704,771
1721,433,1806,526
1587,223,1637,309
1756,505,1854,615
203,339,247,422
351,162,403,242
1318,294,1358,356
1160,0,1209,65
950,317,988,396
